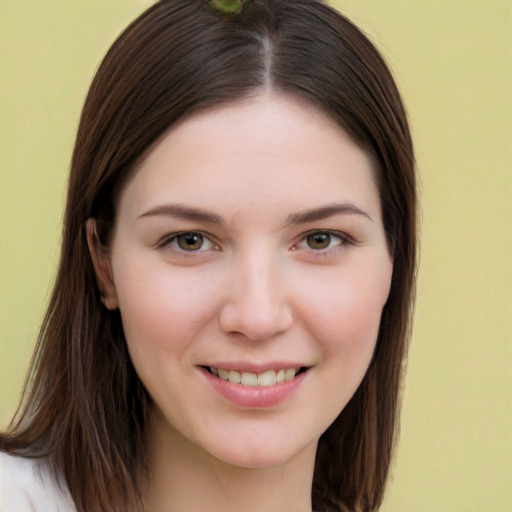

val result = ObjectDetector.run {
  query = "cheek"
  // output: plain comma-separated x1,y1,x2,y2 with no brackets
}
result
297,257,391,357
112,257,221,361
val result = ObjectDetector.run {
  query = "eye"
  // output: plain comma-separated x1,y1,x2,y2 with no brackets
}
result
162,231,219,253
293,230,349,252
176,232,205,251
306,232,339,250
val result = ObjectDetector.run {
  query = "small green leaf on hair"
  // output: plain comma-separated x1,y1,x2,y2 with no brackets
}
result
207,0,246,16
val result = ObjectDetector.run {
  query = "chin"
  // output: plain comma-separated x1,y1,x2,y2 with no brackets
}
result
216,450,290,470
204,433,318,471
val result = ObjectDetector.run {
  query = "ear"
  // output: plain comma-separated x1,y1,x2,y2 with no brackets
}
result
86,218,118,310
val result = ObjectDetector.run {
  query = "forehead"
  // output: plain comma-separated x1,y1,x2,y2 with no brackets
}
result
117,93,381,224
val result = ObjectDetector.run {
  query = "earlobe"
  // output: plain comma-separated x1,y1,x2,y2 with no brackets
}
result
86,218,118,310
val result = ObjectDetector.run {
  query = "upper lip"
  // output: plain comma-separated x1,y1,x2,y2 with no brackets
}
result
200,361,309,373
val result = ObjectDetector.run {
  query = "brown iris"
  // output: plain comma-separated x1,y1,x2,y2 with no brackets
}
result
306,232,332,250
177,233,204,251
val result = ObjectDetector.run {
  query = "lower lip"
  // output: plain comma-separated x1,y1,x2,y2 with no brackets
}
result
200,368,308,408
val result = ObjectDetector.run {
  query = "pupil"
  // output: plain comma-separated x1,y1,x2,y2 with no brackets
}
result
178,233,203,251
308,232,330,249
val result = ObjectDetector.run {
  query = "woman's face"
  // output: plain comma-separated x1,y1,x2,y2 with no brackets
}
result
100,94,392,469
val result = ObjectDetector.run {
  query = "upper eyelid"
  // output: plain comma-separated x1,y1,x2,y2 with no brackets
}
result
156,230,219,249
290,229,354,254
297,228,354,243
155,228,354,250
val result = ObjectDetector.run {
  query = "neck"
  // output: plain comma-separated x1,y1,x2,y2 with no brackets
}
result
145,410,316,512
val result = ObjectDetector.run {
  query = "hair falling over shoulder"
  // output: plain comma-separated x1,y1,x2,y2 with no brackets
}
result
0,1,417,511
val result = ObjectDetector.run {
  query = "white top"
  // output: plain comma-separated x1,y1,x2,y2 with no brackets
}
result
0,451,75,512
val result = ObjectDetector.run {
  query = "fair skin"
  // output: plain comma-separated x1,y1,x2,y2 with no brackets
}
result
88,93,393,512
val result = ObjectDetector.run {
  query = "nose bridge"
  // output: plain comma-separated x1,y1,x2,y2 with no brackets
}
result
219,243,292,341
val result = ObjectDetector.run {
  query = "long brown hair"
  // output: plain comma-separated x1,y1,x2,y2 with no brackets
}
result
0,1,416,510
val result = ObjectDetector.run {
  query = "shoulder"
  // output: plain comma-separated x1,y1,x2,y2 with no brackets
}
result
0,451,76,512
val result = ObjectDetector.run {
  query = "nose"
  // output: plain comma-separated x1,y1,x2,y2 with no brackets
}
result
218,250,293,341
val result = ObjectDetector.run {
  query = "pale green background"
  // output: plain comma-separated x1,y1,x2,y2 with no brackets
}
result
1,2,510,510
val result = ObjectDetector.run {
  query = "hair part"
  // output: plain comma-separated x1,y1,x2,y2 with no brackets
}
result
1,1,416,511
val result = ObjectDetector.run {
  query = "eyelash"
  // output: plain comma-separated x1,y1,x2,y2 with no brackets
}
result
156,229,354,257
292,230,354,255
157,231,220,255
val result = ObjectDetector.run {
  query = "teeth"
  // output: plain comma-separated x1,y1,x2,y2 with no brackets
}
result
240,372,258,386
258,370,276,387
284,368,297,381
228,370,241,384
211,367,300,387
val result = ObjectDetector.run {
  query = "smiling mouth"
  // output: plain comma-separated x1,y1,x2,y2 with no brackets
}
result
204,366,309,387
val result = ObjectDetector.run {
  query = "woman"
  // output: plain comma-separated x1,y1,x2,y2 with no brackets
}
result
0,0,416,511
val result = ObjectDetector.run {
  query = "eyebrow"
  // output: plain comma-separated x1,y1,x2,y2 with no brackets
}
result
137,202,372,226
138,204,226,225
284,203,373,225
